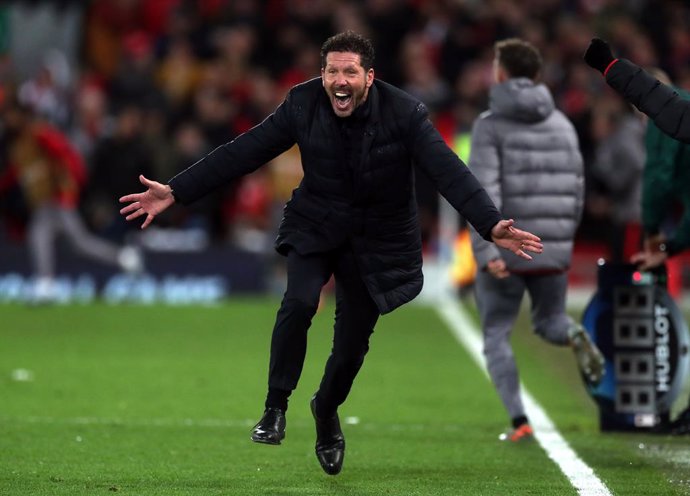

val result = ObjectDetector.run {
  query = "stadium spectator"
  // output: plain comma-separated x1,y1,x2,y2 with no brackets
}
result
157,120,219,232
83,104,154,243
468,39,604,442
119,31,543,475
18,48,72,129
0,97,142,303
108,31,161,111
224,168,273,254
399,31,453,114
1,2,689,292
589,99,645,262
68,80,110,163
83,0,147,81
187,81,231,150
155,37,204,114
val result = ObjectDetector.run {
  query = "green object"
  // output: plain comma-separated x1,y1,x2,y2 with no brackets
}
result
0,7,9,55
643,87,690,255
453,132,472,164
0,300,688,495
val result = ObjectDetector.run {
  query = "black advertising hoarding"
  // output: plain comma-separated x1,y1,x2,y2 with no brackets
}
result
582,262,690,431
0,242,269,304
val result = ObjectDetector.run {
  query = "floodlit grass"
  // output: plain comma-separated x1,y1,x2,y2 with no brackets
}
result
1,298,689,495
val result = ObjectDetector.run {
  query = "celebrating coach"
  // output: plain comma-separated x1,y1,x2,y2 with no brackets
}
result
119,31,542,475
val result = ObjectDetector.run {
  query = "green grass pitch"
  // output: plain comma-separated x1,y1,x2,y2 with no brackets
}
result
1,298,689,495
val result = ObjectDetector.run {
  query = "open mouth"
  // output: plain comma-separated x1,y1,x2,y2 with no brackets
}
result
334,91,352,110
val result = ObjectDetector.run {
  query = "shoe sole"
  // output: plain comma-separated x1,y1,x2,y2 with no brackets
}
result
580,348,605,383
572,333,605,384
250,433,284,445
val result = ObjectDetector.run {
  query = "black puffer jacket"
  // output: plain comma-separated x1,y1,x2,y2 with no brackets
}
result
607,59,690,144
170,78,501,313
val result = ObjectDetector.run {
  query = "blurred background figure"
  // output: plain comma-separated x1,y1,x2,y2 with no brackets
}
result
630,68,690,300
0,97,142,303
626,68,690,435
82,103,153,243
468,38,602,442
589,99,646,262
0,0,690,300
17,48,72,129
67,80,110,163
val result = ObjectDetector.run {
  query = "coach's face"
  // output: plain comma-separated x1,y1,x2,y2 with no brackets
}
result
322,51,374,118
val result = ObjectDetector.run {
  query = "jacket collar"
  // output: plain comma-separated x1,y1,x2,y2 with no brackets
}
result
365,82,380,124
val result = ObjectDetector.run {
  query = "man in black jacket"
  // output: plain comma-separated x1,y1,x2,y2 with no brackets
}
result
120,31,542,475
584,38,690,144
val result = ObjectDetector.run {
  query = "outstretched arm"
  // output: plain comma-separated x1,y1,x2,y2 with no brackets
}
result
490,219,543,260
584,38,690,144
409,105,543,260
119,175,175,229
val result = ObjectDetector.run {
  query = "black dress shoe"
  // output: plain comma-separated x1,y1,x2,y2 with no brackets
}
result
250,407,286,445
310,396,345,475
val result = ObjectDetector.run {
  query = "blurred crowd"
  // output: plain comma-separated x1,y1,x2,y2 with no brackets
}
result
1,0,690,260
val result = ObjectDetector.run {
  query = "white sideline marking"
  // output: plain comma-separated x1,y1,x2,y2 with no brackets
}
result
435,298,612,496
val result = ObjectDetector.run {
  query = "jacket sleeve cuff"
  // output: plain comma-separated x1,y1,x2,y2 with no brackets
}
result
483,217,502,242
603,58,619,77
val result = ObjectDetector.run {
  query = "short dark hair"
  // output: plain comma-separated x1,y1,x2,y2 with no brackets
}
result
494,38,542,80
320,31,375,71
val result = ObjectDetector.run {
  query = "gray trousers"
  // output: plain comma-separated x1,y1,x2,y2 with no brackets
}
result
474,270,573,421
29,204,121,278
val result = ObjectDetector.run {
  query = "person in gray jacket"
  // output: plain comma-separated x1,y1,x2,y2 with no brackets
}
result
469,38,605,441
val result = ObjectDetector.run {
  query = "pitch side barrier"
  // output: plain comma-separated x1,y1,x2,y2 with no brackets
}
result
0,243,268,304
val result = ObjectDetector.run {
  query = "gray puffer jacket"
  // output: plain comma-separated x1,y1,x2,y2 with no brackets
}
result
469,78,584,273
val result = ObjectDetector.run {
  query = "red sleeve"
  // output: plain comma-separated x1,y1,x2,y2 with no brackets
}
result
0,166,18,193
34,126,88,186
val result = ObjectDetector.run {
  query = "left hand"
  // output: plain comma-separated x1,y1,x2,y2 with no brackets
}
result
630,233,668,270
490,219,543,260
487,258,510,279
119,175,175,229
630,250,668,271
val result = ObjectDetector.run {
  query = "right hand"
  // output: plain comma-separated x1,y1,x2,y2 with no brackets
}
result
490,219,543,260
486,258,510,279
119,174,175,229
583,38,615,74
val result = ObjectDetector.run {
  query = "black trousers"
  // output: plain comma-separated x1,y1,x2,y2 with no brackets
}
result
267,245,380,414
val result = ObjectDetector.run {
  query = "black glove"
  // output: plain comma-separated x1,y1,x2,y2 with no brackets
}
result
583,38,615,74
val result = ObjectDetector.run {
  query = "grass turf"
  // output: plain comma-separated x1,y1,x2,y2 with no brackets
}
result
1,299,689,495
